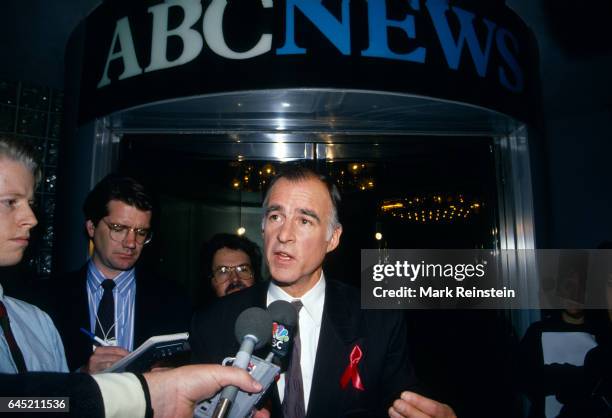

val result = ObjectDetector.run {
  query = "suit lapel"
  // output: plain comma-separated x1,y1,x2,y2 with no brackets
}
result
307,281,364,418
77,266,91,330
73,266,98,369
254,281,269,308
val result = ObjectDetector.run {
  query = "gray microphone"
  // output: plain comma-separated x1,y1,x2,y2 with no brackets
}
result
212,307,272,418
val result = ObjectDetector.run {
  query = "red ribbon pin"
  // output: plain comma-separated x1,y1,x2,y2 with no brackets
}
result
340,344,365,391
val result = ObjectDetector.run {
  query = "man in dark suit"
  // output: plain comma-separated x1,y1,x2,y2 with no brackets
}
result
191,166,455,418
52,174,191,372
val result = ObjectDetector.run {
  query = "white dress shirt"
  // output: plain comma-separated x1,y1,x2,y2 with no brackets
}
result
267,272,326,412
86,260,137,350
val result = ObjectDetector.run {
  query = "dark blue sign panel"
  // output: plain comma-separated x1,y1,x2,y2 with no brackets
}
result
76,0,539,124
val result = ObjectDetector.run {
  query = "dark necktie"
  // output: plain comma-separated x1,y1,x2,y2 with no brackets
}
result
95,279,116,341
282,300,305,418
0,300,28,372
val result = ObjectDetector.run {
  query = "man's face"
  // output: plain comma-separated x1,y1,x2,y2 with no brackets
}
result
263,177,342,297
0,159,37,267
86,199,152,279
211,247,254,297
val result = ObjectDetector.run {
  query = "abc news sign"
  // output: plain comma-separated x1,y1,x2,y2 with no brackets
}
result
77,0,538,123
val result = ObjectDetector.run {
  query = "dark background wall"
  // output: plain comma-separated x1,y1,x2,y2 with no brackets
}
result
509,0,612,248
1,0,611,248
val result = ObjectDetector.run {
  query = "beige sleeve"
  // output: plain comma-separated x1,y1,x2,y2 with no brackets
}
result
91,373,147,418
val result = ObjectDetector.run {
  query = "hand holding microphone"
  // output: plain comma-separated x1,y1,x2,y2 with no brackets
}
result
196,303,297,418
212,307,272,418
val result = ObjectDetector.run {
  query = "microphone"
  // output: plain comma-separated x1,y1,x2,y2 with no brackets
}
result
212,307,272,418
266,300,299,372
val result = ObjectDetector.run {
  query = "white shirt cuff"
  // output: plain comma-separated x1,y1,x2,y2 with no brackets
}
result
92,373,147,418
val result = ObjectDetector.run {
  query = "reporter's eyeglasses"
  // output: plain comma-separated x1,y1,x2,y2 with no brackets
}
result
101,219,152,245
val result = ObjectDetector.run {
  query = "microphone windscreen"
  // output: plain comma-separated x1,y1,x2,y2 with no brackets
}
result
267,300,298,327
234,307,273,350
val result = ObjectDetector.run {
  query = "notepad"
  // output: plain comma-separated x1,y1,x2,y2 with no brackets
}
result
105,332,190,373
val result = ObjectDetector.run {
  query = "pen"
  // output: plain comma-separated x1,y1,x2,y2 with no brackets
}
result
80,327,109,347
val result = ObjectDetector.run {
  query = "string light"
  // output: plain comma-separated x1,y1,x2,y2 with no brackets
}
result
379,193,483,224
381,203,404,211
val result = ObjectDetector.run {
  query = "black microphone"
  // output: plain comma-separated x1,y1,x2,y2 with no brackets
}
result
212,307,272,418
266,300,299,372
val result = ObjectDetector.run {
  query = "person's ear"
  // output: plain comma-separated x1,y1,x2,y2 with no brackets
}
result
326,225,342,253
86,220,95,239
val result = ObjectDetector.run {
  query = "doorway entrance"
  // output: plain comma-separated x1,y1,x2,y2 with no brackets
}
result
117,131,520,416
118,133,500,296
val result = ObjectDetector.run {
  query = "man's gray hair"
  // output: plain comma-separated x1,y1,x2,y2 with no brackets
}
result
261,165,341,240
0,137,42,184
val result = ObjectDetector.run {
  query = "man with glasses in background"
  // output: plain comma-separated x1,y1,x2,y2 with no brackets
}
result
51,174,191,373
201,233,262,301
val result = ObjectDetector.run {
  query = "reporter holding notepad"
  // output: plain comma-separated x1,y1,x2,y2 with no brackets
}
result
49,174,192,373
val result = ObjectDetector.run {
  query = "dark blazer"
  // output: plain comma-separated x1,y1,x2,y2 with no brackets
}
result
50,265,192,371
191,280,420,418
